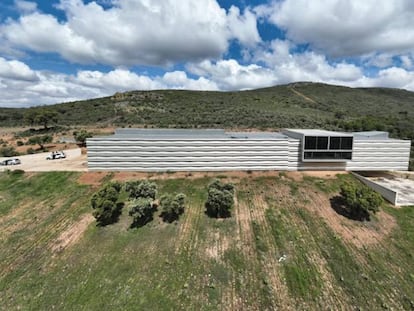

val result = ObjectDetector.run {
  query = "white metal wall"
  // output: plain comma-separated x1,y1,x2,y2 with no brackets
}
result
87,136,411,172
346,139,411,171
87,138,294,171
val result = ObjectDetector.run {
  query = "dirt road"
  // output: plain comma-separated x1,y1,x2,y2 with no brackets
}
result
0,148,87,172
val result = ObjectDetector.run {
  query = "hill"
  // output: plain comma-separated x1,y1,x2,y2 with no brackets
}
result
1,170,414,310
1,82,413,169
1,82,414,139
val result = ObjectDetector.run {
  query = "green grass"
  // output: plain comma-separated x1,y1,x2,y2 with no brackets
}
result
1,172,414,310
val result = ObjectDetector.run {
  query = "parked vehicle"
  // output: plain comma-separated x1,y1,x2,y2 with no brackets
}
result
0,158,21,165
46,151,66,160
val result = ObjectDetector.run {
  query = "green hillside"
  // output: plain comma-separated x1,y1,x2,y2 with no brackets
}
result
1,82,414,137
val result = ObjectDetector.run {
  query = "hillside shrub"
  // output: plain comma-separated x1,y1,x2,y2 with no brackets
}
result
339,182,383,221
91,182,123,226
0,146,19,157
205,179,235,218
160,193,186,223
73,129,93,146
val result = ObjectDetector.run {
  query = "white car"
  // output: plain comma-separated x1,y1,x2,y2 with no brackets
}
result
0,158,21,165
46,151,66,160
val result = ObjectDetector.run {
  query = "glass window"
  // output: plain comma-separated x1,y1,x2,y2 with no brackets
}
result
316,137,328,150
330,137,341,149
304,136,317,149
304,151,352,160
341,137,353,150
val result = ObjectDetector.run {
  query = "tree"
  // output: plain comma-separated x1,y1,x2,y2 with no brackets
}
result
340,182,383,221
27,135,53,150
160,193,186,223
24,109,58,129
91,182,123,226
35,109,58,129
73,129,93,147
205,179,234,218
125,180,157,200
129,197,155,227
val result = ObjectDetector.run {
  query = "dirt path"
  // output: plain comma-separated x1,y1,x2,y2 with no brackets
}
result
51,214,94,254
0,148,87,172
289,87,318,104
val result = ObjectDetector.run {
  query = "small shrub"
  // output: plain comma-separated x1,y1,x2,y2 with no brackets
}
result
129,197,155,227
16,140,24,146
339,182,383,221
91,182,123,226
73,129,93,147
27,148,35,154
205,179,235,218
125,180,157,200
160,193,186,223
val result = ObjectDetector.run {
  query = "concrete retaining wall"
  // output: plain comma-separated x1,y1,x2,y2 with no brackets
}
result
351,172,398,205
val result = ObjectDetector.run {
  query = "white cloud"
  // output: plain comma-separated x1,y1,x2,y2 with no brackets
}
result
187,59,278,90
364,53,395,68
14,0,37,13
162,71,218,90
75,69,162,91
262,0,414,57
400,55,413,69
0,57,38,81
0,61,218,107
227,6,261,47
252,39,363,84
1,0,261,66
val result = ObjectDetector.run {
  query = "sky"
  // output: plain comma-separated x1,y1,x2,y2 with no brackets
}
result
0,0,414,107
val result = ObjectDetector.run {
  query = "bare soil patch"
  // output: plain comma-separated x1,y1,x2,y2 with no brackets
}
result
302,171,348,179
51,214,94,254
303,190,396,248
78,172,108,186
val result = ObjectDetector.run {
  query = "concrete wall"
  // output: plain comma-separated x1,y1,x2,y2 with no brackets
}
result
351,172,398,205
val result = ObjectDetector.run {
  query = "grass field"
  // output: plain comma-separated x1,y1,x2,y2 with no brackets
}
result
1,171,413,310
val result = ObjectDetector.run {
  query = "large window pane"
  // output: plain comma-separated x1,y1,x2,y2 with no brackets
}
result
341,137,353,150
304,151,352,160
304,136,317,149
316,137,328,150
330,137,340,149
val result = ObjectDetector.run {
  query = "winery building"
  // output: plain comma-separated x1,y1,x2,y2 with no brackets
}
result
86,128,411,172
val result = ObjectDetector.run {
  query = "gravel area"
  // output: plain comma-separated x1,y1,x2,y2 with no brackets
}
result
0,148,87,172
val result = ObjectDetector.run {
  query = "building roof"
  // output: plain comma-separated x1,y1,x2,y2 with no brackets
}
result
89,128,403,142
352,131,389,139
91,128,289,140
283,129,352,137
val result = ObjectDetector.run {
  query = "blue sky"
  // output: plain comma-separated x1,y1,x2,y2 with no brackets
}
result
0,0,414,107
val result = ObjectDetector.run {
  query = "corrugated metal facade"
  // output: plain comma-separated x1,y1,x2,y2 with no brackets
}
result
86,129,411,172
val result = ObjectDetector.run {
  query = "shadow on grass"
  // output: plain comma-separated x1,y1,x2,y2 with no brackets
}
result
96,202,124,227
204,203,232,219
160,212,179,223
330,196,370,222
129,205,157,229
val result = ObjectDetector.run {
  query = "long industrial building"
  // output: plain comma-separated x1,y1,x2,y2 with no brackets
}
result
86,128,411,172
